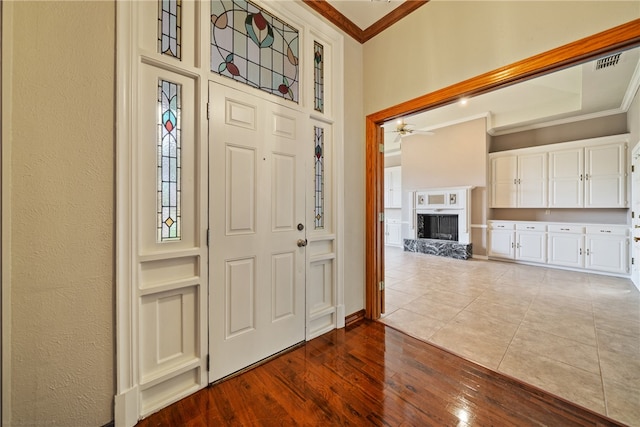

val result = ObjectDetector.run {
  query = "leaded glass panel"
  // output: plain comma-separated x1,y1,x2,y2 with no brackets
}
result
158,0,182,59
314,126,324,229
211,0,299,103
313,41,324,113
158,79,182,241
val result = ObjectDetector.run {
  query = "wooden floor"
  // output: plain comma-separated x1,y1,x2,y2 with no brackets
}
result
137,320,624,426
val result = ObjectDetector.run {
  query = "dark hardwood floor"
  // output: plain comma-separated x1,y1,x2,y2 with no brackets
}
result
137,320,624,426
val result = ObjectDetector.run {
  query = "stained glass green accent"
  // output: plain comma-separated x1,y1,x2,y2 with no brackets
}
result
158,79,182,241
314,126,324,229
211,0,299,103
313,41,324,113
158,0,182,59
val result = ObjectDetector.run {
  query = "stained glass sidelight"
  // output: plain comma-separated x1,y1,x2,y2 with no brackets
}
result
313,41,324,113
210,0,299,102
314,126,324,229
158,79,182,241
158,0,182,59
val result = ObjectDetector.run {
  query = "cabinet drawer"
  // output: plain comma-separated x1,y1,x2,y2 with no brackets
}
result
548,224,584,233
586,225,628,236
490,222,515,230
516,223,546,232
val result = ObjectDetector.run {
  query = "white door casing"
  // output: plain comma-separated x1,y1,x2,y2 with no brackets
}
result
208,82,306,381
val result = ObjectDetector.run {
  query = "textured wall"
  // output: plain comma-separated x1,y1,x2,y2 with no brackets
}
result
9,1,115,425
342,35,366,316
363,1,640,115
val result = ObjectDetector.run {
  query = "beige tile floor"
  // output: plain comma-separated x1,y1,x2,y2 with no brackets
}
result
381,246,640,426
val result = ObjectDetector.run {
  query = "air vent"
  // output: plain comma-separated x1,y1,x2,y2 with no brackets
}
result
595,53,621,70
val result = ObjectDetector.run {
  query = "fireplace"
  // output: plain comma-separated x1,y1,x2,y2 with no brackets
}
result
417,214,459,241
403,186,474,260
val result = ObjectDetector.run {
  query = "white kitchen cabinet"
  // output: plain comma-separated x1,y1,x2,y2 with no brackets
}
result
548,139,627,208
548,148,583,208
547,224,585,268
584,226,628,274
385,221,402,247
489,222,546,262
515,223,547,263
384,166,402,208
490,155,517,208
489,224,516,259
490,152,546,208
585,143,627,208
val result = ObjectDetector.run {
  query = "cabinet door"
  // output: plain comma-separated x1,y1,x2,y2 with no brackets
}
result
386,222,402,247
491,155,517,207
489,229,515,259
549,148,583,208
585,143,626,208
547,233,584,268
518,152,547,207
585,235,628,274
516,232,546,263
385,167,402,208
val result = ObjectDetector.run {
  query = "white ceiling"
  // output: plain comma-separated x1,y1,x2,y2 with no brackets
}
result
384,45,640,150
326,0,406,30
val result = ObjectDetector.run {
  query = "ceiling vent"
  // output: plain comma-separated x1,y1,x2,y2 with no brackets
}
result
595,53,621,70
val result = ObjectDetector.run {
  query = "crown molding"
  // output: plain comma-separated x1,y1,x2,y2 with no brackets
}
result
301,0,429,44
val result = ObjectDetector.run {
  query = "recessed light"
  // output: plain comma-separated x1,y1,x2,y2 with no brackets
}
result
460,98,468,106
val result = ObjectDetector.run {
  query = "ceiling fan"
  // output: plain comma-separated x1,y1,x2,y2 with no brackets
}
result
385,119,433,143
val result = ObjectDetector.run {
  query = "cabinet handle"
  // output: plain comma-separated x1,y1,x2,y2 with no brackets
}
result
600,230,612,233
585,174,589,180
580,248,583,255
511,242,515,248
513,179,517,184
580,174,583,181
518,178,521,184
586,249,590,256
526,226,534,229
560,228,570,231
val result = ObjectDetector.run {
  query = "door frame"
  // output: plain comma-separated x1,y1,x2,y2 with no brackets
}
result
365,20,640,319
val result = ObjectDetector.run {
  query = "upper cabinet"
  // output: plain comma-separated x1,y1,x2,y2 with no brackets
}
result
549,138,628,208
384,166,402,208
491,134,629,209
490,150,547,208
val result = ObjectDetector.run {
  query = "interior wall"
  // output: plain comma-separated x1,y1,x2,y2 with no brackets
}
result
363,1,640,115
490,113,629,152
401,118,488,254
7,1,115,426
402,118,487,190
341,34,366,316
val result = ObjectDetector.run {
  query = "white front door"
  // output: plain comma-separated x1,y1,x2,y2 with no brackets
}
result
208,81,307,381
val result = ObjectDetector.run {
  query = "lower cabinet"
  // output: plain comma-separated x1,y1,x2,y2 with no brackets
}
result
548,224,585,268
488,222,546,263
585,226,628,274
490,221,629,275
385,220,402,247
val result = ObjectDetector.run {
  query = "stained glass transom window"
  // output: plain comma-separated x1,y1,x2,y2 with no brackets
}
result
158,79,182,241
210,0,299,103
158,0,182,59
314,126,324,229
313,41,324,113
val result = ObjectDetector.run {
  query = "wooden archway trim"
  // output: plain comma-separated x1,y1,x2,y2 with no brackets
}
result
365,18,640,319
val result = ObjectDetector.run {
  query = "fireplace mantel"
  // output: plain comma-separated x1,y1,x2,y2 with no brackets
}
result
413,186,473,245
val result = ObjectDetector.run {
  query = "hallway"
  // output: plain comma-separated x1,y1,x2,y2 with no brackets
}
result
381,247,640,426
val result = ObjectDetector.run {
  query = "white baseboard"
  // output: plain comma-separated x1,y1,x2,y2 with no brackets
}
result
114,386,138,427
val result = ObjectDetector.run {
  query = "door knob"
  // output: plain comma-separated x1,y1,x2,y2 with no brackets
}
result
297,239,308,247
